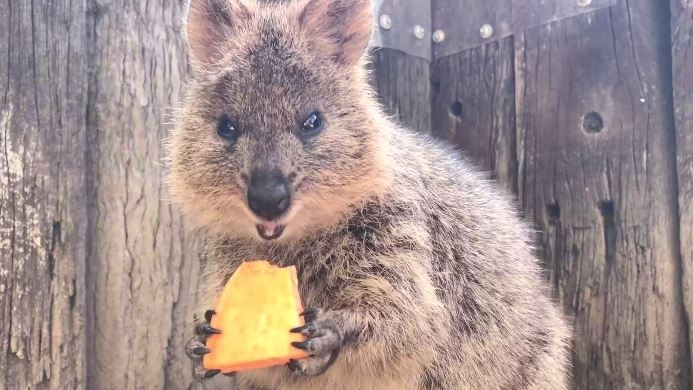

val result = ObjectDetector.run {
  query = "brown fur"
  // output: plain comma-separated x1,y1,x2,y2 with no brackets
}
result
167,0,571,388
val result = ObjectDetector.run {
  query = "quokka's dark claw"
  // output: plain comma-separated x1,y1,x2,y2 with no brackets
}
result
300,308,319,316
290,325,306,333
223,372,237,377
197,324,222,335
290,323,317,335
203,369,221,378
291,340,312,352
192,346,211,355
205,310,216,323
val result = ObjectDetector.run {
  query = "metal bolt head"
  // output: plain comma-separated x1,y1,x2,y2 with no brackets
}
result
413,25,425,39
480,24,493,39
432,29,446,43
577,0,592,6
379,14,392,30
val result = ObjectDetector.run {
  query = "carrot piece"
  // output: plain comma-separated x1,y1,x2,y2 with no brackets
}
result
203,261,310,373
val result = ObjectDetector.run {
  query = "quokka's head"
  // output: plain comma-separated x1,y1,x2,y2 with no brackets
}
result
169,0,392,242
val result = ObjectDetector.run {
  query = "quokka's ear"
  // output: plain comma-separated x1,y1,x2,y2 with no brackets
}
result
298,0,373,66
186,0,253,64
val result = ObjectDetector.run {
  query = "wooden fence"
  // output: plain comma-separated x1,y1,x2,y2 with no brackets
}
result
0,0,691,389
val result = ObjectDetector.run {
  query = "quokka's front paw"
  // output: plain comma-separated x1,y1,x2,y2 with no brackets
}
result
185,310,235,381
287,308,342,376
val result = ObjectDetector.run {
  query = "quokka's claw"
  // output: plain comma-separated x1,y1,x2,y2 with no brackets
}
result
197,324,222,335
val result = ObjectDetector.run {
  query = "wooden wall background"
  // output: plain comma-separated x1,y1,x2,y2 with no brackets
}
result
0,0,691,389
430,1,691,389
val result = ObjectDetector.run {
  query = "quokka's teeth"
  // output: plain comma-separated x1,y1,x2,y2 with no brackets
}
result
262,221,277,235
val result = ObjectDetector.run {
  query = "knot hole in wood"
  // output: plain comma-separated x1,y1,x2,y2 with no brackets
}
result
450,100,463,117
582,111,604,134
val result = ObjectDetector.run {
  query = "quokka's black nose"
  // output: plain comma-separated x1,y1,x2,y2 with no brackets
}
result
247,172,290,220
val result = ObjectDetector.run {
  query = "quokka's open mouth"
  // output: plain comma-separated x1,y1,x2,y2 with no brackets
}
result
256,222,285,240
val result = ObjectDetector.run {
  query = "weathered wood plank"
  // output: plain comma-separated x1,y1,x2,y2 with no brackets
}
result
369,49,431,133
671,0,693,377
85,2,203,388
0,0,88,388
431,37,517,192
515,3,688,389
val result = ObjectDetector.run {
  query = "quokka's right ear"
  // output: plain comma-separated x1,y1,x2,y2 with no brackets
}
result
186,0,253,64
298,0,372,66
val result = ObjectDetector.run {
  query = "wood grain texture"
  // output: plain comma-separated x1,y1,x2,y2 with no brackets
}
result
2,0,690,389
0,1,88,388
85,1,204,389
515,3,688,389
671,0,693,377
431,37,517,192
369,49,431,133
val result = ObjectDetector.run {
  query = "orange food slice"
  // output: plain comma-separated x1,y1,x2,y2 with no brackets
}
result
203,260,309,372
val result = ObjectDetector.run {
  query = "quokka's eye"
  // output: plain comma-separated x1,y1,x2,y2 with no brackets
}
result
217,115,239,142
298,111,324,139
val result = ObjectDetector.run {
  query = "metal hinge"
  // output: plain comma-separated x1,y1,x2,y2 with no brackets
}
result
370,0,433,61
371,0,617,61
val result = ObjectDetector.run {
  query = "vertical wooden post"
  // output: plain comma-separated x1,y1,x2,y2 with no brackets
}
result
0,1,88,388
515,2,687,388
671,0,693,378
85,1,204,388
431,38,518,192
